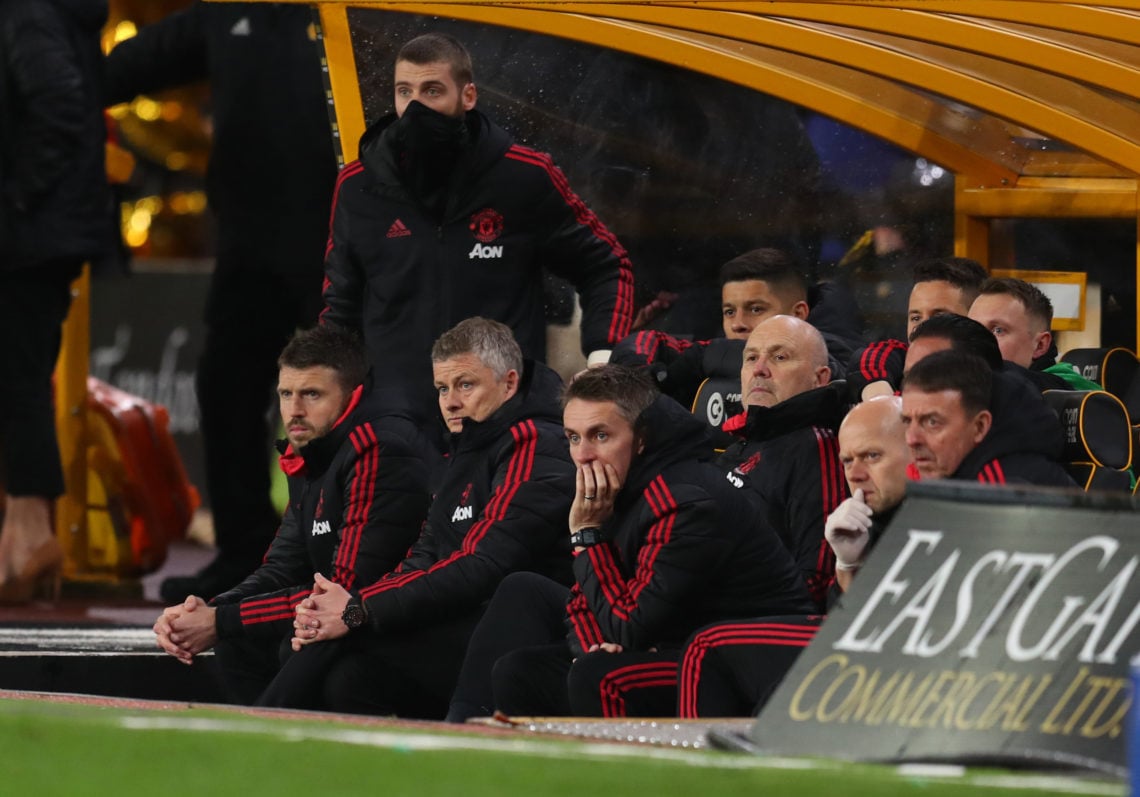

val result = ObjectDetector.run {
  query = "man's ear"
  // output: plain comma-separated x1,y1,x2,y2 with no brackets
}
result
791,300,810,320
971,409,993,444
1032,330,1052,361
462,82,477,111
502,368,520,400
816,365,832,387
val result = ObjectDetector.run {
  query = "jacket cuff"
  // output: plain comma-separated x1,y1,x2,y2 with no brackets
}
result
214,603,244,639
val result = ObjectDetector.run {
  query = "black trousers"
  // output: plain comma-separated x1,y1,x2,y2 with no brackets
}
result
676,615,822,717
495,642,681,718
450,571,681,720
448,571,571,720
0,260,82,497
213,633,346,710
317,609,486,718
196,262,321,564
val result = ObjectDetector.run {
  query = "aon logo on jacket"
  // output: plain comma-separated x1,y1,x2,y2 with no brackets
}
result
468,243,503,259
451,505,474,522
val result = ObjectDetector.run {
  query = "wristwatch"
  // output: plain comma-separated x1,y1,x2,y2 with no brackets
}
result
570,527,605,548
342,596,367,630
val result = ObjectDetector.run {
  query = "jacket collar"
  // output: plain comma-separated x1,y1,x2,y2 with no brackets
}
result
276,384,364,477
736,382,847,442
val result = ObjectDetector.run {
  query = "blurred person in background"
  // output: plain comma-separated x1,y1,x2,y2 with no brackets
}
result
104,2,339,602
0,0,117,602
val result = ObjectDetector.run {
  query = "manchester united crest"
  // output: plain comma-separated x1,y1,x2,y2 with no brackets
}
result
470,208,504,243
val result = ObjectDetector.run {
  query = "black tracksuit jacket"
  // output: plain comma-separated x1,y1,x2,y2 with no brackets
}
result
846,337,908,400
211,390,439,638
716,383,850,610
1,0,114,270
321,109,634,408
356,362,575,632
950,369,1076,487
566,395,813,658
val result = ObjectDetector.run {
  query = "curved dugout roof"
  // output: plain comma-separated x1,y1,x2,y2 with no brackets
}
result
218,0,1140,345
287,0,1140,196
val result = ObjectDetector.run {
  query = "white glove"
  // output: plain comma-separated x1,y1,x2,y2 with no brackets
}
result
825,489,873,571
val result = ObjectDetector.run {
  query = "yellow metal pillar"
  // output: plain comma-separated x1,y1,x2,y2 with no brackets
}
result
954,181,991,269
54,266,89,577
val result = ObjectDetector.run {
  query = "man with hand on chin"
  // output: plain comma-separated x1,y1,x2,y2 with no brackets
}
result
825,395,909,594
445,365,811,721
673,395,908,718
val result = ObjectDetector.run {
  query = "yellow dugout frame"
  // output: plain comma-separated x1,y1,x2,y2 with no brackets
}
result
55,0,1140,563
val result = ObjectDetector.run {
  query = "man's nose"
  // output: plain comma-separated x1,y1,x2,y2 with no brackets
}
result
573,441,596,463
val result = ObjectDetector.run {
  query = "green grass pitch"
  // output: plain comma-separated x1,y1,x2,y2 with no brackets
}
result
0,697,1124,796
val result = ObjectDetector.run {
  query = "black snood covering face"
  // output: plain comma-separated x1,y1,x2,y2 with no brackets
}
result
392,100,471,216
393,100,470,155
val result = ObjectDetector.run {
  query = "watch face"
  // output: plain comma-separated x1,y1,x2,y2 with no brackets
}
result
342,604,365,629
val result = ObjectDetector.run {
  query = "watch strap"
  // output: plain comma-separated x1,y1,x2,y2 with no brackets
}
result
570,527,604,548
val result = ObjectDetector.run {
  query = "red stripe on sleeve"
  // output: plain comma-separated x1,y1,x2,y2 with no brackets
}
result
505,145,633,344
359,420,539,600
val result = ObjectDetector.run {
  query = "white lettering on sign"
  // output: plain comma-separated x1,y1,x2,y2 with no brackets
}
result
833,530,1140,666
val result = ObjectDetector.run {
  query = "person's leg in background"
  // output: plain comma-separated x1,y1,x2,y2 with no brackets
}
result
0,259,82,602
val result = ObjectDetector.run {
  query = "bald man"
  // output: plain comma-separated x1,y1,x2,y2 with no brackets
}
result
677,317,848,716
717,315,849,610
826,396,909,593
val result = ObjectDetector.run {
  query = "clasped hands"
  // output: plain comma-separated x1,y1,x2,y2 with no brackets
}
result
290,572,352,651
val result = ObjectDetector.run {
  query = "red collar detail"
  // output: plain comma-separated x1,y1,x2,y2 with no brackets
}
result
906,462,922,481
722,411,747,433
279,444,306,477
332,384,364,430
277,384,364,477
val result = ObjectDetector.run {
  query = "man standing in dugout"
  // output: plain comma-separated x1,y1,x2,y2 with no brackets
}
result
320,32,635,414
